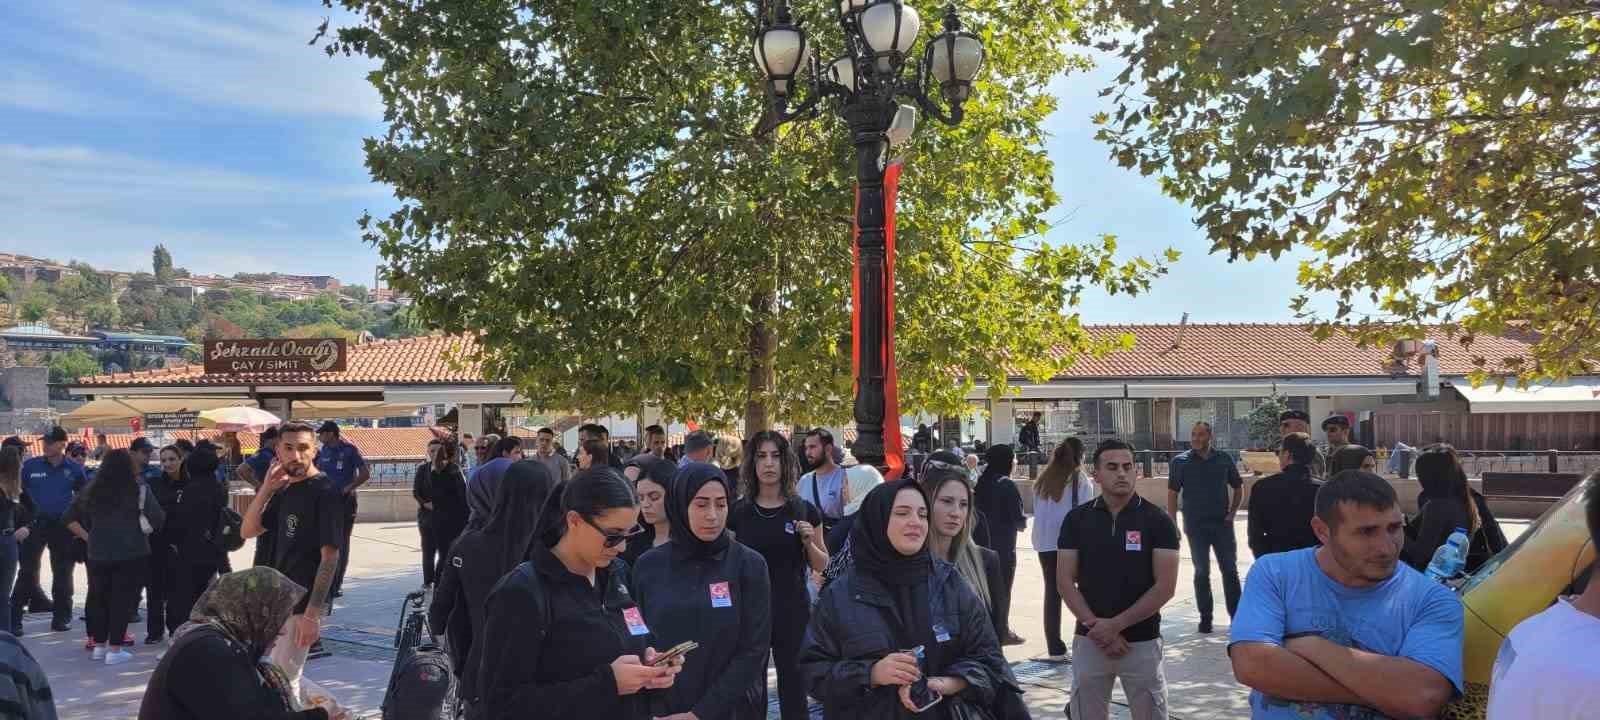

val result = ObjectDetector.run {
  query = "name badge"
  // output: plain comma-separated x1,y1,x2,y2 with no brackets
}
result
709,581,733,608
622,607,650,636
1125,530,1142,552
784,521,796,535
933,623,951,643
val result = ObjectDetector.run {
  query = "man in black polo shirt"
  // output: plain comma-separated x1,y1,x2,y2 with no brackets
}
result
1057,438,1180,720
241,421,344,694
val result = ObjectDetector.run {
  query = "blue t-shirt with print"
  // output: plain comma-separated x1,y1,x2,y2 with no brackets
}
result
1229,547,1464,719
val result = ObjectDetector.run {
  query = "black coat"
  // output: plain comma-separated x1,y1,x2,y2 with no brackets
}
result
632,540,772,720
975,545,1007,640
138,625,327,720
429,528,516,703
475,547,657,720
973,477,1024,553
1246,465,1322,559
168,473,228,565
413,463,469,534
799,559,1015,720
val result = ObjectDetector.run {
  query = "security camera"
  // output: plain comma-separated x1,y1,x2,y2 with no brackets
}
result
887,104,917,147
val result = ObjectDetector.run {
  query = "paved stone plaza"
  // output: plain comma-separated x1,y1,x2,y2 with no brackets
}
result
26,515,1530,719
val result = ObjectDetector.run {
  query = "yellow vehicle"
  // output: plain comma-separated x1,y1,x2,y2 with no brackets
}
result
1442,478,1595,720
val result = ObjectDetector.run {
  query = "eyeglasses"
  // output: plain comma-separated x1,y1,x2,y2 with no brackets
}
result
583,516,644,548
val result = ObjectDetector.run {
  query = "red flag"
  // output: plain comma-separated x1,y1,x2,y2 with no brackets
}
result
852,162,907,481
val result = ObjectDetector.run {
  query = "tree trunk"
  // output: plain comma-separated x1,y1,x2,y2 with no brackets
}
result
744,284,776,434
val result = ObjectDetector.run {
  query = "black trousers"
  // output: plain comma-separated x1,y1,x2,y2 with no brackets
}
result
12,518,76,625
88,557,147,647
146,544,175,640
996,545,1017,638
170,560,218,630
419,519,465,588
332,494,357,595
1038,551,1068,656
765,592,811,720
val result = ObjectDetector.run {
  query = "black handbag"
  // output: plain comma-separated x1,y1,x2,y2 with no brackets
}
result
947,696,997,720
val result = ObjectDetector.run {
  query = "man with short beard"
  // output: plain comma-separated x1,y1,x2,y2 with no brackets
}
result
1229,471,1462,719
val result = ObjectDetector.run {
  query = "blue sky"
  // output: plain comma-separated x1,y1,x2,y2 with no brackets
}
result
0,1,1325,323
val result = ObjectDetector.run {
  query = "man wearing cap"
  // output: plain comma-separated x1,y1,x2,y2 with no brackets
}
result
14,427,89,633
1321,414,1354,474
315,421,368,600
128,437,160,480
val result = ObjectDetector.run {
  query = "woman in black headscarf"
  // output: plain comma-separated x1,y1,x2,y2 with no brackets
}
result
632,462,773,720
428,460,555,717
799,480,1013,719
972,444,1026,645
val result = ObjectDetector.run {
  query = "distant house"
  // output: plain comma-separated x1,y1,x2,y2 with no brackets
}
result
0,324,100,353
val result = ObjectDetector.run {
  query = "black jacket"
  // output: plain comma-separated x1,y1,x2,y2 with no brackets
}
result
799,559,1015,720
632,540,772,720
1403,497,1476,572
138,625,327,720
1415,488,1507,574
1246,465,1322,559
476,546,656,720
973,477,1024,553
167,473,228,565
414,463,469,533
975,545,1007,640
0,492,36,534
429,529,513,702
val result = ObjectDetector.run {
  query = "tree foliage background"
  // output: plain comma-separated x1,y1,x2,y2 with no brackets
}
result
1085,0,1600,382
324,0,1171,428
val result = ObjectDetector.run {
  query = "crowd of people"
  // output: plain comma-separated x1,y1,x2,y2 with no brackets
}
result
0,407,1591,718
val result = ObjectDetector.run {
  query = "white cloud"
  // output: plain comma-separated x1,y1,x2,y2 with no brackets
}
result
13,1,381,119
0,66,121,115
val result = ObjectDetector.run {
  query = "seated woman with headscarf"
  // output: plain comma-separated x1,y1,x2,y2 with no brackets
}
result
799,480,1013,719
138,567,330,720
429,460,556,717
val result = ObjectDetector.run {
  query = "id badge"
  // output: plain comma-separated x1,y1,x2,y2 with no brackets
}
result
709,581,733,608
622,607,650,636
933,623,951,643
1125,530,1142,551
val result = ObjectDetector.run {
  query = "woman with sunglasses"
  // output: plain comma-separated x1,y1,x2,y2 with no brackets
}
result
633,462,773,720
477,467,682,720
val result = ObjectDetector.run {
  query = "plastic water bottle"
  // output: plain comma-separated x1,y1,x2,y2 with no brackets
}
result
1424,527,1470,582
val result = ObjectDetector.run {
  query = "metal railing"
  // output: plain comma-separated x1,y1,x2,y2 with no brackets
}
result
1011,448,1600,480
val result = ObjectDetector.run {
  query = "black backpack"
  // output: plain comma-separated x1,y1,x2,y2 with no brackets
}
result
382,590,457,720
216,506,246,553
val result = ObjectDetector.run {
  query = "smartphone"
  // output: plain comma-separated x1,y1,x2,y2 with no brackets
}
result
907,679,943,713
648,640,698,666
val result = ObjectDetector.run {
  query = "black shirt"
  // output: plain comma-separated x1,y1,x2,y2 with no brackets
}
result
974,475,1025,553
477,546,655,720
729,497,822,608
258,475,345,615
413,463,469,532
1245,465,1322,559
1057,494,1180,643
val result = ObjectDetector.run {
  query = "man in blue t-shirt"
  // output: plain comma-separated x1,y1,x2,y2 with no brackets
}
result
314,421,367,598
1229,471,1463,719
13,427,90,633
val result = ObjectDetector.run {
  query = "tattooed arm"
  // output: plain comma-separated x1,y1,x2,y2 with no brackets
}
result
294,545,341,649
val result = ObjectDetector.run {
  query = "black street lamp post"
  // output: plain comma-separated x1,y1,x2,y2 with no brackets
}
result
753,0,984,470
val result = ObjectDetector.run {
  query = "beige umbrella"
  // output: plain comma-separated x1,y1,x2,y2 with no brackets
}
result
197,405,282,433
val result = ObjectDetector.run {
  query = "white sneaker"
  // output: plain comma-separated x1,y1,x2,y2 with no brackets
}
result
105,649,133,666
1045,653,1068,662
91,646,107,661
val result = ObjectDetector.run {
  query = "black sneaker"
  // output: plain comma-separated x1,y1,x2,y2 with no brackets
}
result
307,641,332,660
145,635,164,645
1198,619,1214,634
50,621,71,633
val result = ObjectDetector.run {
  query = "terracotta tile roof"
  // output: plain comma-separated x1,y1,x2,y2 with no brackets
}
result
1035,324,1542,380
76,335,486,387
17,427,443,461
73,324,1549,390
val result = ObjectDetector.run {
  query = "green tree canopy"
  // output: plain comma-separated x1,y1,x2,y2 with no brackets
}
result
324,0,1169,428
153,244,175,284
17,292,52,324
48,349,102,385
1086,0,1600,382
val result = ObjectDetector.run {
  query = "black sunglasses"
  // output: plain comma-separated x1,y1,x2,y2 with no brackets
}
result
583,516,644,548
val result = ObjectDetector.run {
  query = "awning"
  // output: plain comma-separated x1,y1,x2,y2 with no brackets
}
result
966,382,1127,401
1449,377,1600,414
382,386,521,405
1126,381,1277,398
290,399,422,419
59,397,245,429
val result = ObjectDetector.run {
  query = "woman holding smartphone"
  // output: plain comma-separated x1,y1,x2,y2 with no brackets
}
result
633,462,773,720
476,468,683,720
799,479,1011,719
